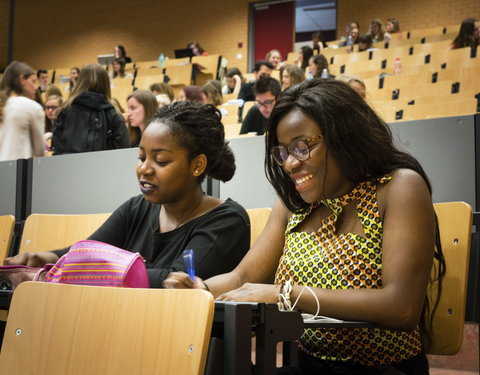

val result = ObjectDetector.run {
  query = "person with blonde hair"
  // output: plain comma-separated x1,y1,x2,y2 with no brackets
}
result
44,95,63,133
337,74,366,99
126,89,158,147
150,82,175,102
266,49,283,70
201,80,223,107
0,61,45,161
52,64,129,154
281,64,305,91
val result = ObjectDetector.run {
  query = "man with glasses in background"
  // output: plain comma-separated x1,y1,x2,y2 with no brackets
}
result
240,75,281,136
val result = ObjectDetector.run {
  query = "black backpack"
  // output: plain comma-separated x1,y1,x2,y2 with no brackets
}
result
52,105,116,155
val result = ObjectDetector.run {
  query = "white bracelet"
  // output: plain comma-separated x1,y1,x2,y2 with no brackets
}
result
277,280,293,311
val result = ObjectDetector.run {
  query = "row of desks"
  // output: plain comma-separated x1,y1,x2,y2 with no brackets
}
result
0,289,372,375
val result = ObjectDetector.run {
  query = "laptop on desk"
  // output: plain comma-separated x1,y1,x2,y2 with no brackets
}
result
97,54,115,66
174,48,194,59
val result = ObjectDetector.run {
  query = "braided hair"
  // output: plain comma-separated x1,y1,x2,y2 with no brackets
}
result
152,101,235,183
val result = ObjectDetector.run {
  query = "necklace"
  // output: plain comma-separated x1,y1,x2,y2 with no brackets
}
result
166,195,205,230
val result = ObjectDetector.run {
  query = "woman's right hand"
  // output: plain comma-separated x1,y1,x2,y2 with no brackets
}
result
3,252,59,267
163,271,209,290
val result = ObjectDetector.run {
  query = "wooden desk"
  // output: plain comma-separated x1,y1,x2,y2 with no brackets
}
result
0,290,373,374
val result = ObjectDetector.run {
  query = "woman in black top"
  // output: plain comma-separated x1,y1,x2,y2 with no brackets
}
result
5,101,251,287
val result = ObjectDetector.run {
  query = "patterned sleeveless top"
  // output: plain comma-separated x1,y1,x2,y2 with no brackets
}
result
274,176,422,366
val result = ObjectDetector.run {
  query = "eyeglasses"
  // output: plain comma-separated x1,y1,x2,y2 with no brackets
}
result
45,106,58,111
271,135,322,166
256,99,275,108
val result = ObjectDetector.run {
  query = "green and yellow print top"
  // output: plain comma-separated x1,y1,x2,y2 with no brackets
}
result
274,176,422,367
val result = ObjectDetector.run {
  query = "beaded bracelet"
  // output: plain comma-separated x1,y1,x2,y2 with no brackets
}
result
277,280,293,311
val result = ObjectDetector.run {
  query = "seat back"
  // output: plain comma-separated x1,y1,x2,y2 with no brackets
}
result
246,208,272,247
164,64,193,86
18,213,111,253
427,201,473,355
0,282,214,375
0,215,15,262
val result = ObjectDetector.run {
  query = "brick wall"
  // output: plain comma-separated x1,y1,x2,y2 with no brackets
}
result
337,0,480,38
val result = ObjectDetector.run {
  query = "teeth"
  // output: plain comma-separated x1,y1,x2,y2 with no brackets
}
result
142,182,154,188
295,175,314,185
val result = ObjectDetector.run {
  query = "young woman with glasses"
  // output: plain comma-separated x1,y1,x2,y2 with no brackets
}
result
165,79,445,374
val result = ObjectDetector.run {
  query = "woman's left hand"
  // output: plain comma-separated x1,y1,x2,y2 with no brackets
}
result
216,283,278,303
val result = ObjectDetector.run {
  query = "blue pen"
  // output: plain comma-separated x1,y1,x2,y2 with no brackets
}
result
182,249,195,280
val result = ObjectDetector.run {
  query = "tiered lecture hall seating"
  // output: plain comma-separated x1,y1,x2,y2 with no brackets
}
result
316,23,478,122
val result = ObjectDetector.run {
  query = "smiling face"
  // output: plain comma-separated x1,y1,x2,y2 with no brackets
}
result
127,97,146,131
268,52,281,68
350,28,359,40
385,21,394,33
20,74,37,99
276,109,351,203
136,122,197,205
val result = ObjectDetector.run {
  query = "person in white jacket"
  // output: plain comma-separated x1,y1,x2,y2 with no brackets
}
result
0,61,45,161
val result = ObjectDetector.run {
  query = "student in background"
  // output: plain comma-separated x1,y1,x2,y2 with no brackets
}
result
451,18,480,49
6,101,251,288
0,61,45,161
109,58,133,80
114,45,132,63
311,31,328,53
44,95,62,133
337,74,367,99
177,86,206,103
150,82,175,103
339,21,360,47
240,75,281,136
42,95,63,153
308,54,331,78
384,18,401,42
126,89,158,147
222,68,244,96
66,67,80,94
281,64,305,91
237,60,274,103
201,80,224,107
357,34,374,52
369,19,385,42
295,46,314,71
165,79,444,375
187,41,208,56
52,64,129,154
266,49,283,70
